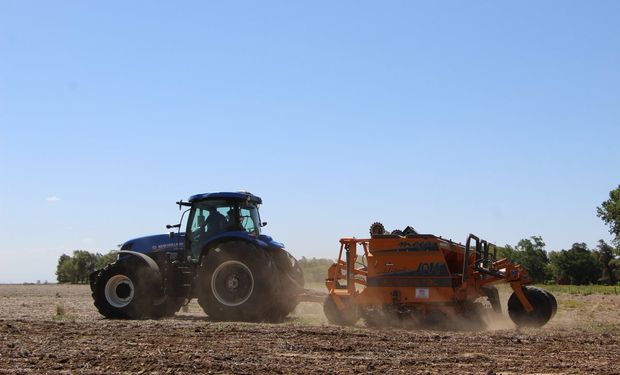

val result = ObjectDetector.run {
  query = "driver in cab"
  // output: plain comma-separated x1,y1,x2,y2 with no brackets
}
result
205,207,227,237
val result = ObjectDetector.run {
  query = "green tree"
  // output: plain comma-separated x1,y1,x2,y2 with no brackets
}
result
55,254,74,283
597,184,620,245
549,243,602,285
56,250,117,283
497,236,552,283
594,240,619,284
72,250,98,283
95,251,118,269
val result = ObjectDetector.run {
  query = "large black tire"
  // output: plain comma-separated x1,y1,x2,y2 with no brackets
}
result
508,286,553,328
92,262,160,319
197,241,277,322
267,248,304,322
540,288,558,318
323,296,359,326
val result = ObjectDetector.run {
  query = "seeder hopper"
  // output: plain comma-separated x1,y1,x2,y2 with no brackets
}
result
324,223,557,329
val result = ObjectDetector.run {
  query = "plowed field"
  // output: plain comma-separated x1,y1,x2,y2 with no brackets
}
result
1,284,619,374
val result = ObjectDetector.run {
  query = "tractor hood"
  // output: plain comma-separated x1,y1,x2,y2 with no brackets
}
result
120,233,185,254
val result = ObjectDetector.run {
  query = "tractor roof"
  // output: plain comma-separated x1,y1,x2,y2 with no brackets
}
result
188,192,262,204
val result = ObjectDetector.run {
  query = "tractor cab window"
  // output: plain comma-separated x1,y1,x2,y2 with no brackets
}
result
189,200,234,258
239,204,260,235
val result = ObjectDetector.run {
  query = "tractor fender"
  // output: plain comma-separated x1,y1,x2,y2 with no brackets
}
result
198,234,287,266
89,250,161,292
118,250,161,274
199,234,263,259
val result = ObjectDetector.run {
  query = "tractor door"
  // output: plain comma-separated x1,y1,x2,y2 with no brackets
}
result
186,200,237,260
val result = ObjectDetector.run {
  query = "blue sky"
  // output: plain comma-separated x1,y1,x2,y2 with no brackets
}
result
1,1,618,283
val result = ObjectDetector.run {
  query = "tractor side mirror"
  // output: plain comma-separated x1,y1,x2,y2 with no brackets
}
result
261,222,268,227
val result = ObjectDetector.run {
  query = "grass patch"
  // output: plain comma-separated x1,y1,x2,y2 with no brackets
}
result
579,321,620,333
52,304,75,321
559,299,586,310
535,284,620,296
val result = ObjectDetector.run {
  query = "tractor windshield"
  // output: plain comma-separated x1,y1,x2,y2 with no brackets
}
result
239,203,260,235
187,200,261,259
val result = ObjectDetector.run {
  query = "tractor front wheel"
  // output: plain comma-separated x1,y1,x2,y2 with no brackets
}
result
92,262,159,319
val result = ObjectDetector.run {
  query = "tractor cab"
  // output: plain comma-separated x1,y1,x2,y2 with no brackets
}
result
182,192,264,260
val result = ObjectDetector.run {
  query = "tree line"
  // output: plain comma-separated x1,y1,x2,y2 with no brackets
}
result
497,237,618,285
56,250,117,283
496,185,620,285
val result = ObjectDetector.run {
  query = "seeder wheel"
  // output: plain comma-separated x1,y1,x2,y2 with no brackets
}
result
508,286,553,328
323,296,359,326
540,288,558,318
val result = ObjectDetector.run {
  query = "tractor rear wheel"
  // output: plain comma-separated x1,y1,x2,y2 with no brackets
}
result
197,241,277,322
323,296,359,326
508,286,553,328
92,262,160,319
266,248,304,322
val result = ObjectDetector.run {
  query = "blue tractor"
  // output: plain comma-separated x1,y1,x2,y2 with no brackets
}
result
89,192,304,321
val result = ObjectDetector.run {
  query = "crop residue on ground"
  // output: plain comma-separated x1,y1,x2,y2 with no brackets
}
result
0,284,619,374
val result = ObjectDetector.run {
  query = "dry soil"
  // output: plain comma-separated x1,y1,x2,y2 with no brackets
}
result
0,284,619,374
